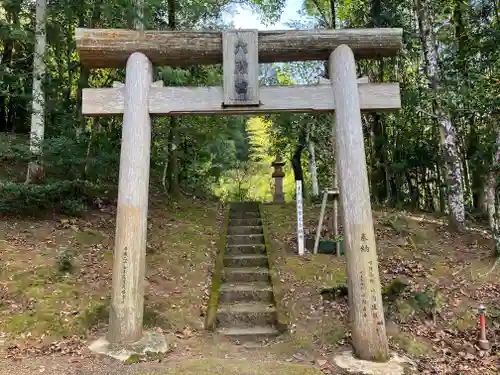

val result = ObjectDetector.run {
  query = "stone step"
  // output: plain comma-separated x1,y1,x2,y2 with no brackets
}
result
229,208,260,214
219,282,273,303
216,302,277,328
222,267,270,283
227,226,263,235
217,326,280,342
229,218,262,227
229,201,260,211
229,211,260,219
225,244,266,256
227,234,264,246
224,254,268,268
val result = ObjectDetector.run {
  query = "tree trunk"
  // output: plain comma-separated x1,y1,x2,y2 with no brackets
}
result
423,168,435,211
76,0,103,131
0,6,19,133
308,126,319,197
164,0,180,198
0,38,13,131
485,125,500,256
27,0,47,184
291,128,306,184
416,0,465,231
436,162,446,212
166,119,180,198
167,0,176,30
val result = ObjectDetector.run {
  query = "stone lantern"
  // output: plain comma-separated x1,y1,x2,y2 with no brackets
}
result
271,156,286,203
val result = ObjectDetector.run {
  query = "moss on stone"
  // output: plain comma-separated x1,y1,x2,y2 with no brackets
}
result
259,203,289,332
124,353,142,365
204,205,230,330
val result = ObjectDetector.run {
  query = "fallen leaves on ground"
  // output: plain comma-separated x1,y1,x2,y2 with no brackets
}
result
5,336,87,360
264,204,500,375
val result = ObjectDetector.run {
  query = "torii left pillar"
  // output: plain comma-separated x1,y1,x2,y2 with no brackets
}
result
108,52,152,343
88,52,167,361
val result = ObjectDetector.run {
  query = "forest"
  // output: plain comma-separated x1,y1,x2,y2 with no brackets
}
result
1,0,499,241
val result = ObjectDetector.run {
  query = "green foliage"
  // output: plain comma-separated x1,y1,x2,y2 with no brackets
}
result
0,0,498,228
412,288,446,319
382,277,409,303
55,247,74,273
78,299,109,330
0,180,96,216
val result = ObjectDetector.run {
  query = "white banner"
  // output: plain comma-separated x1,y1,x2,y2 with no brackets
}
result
296,180,305,255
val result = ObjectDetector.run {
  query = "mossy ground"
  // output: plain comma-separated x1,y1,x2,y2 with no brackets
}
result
261,203,500,373
1,199,499,375
138,358,324,375
0,198,346,374
0,197,221,345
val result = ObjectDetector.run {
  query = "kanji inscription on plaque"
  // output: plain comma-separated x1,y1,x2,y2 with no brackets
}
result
222,29,259,106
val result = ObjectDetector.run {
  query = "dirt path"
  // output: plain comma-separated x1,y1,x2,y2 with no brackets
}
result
0,345,340,375
0,357,334,375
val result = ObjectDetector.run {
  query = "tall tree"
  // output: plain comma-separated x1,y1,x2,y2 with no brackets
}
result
415,0,465,231
165,0,181,198
485,119,500,255
27,0,47,183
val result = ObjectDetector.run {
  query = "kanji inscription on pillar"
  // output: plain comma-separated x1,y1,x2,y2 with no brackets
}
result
121,246,129,303
222,29,259,106
357,231,385,338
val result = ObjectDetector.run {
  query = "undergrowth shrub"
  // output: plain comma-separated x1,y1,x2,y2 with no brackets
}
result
0,180,100,216
55,247,74,273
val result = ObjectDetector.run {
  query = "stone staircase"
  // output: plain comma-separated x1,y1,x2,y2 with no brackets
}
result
215,201,280,342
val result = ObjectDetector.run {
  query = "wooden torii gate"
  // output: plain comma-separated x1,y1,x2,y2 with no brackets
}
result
76,27,402,362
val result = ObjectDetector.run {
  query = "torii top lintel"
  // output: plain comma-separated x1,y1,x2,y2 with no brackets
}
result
75,27,403,69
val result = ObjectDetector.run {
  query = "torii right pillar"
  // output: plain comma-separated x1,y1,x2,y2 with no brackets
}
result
330,44,389,361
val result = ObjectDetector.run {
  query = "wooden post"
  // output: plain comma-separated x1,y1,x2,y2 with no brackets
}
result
313,191,329,254
108,52,153,344
330,45,389,361
296,180,305,255
313,189,339,255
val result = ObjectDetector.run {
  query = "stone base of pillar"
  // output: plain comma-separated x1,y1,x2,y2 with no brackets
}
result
88,331,168,361
333,350,411,375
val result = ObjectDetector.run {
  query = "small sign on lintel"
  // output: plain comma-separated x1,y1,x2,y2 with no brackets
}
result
222,29,260,106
